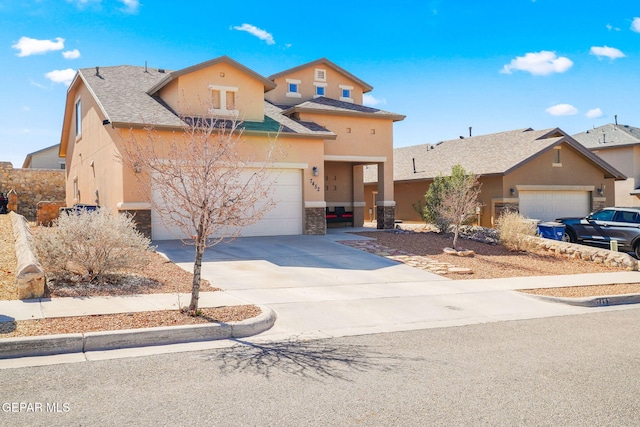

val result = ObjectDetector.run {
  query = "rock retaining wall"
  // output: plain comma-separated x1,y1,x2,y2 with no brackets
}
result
525,236,638,271
0,163,65,221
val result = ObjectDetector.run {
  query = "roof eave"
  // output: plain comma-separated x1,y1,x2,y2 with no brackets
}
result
285,105,405,122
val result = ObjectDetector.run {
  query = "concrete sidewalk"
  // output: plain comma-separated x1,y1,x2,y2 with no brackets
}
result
0,270,637,327
0,270,639,366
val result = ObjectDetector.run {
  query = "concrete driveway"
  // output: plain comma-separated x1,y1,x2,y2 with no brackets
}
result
154,229,640,341
154,230,447,292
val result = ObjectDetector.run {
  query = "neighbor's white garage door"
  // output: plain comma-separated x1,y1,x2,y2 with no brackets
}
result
151,169,302,240
519,190,590,222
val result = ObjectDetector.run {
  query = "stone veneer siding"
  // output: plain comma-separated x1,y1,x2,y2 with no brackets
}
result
304,207,326,235
120,209,152,239
0,163,65,221
376,205,396,229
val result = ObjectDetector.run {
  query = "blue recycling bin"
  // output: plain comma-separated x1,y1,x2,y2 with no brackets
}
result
536,222,566,241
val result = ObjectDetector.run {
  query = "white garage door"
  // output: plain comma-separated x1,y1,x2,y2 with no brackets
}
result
519,190,590,222
151,168,302,240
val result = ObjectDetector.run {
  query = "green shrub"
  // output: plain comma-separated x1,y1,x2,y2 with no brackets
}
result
496,210,537,251
34,209,152,282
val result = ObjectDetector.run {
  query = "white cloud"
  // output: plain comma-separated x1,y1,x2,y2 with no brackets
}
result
632,17,640,33
363,94,386,107
500,51,573,76
545,104,578,116
233,23,275,45
590,45,625,60
119,0,140,13
12,36,65,57
586,108,603,119
29,79,47,89
45,68,76,86
606,23,620,31
62,49,81,59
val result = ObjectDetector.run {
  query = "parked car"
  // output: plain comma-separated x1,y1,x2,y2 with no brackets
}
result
556,207,640,257
59,204,100,215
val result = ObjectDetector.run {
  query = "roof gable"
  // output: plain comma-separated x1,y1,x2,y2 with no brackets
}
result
268,58,373,93
147,56,276,96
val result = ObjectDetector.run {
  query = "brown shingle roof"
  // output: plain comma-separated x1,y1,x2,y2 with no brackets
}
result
364,128,625,183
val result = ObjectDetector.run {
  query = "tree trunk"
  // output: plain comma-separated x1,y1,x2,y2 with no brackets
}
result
189,233,205,313
452,225,459,249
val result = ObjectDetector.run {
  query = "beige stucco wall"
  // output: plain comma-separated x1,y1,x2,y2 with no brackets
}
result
591,145,640,207
301,112,395,203
157,63,266,122
64,83,125,212
265,64,364,106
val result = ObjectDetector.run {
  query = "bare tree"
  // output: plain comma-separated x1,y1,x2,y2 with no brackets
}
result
436,165,482,249
121,108,283,314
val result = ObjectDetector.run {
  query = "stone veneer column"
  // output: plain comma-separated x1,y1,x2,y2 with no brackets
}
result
119,209,152,239
376,201,396,229
592,196,606,212
304,207,327,235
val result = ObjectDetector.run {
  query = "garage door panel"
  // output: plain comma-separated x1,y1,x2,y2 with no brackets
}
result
152,168,302,240
519,190,590,222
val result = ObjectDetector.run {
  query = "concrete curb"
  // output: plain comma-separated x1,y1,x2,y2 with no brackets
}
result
0,305,275,359
531,293,640,308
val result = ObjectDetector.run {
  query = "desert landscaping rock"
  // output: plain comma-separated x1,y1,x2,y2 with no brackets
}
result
342,240,471,275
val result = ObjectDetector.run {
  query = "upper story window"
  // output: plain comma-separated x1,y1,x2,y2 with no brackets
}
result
313,82,327,98
286,79,302,98
208,85,238,115
314,68,326,82
75,98,82,138
339,85,353,103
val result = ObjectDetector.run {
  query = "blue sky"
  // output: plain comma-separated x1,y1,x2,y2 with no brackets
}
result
1,0,639,168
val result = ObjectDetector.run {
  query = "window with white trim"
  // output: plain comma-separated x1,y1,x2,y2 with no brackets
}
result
314,68,326,82
75,98,82,138
209,85,239,115
313,82,327,98
339,85,353,102
286,78,302,98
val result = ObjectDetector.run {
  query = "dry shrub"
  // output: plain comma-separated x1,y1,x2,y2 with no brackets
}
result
34,209,152,282
496,210,537,251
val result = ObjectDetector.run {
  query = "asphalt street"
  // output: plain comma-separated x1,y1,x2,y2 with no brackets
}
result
1,307,640,426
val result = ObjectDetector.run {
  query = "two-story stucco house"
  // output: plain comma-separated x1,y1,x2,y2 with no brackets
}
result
573,123,640,207
59,56,404,239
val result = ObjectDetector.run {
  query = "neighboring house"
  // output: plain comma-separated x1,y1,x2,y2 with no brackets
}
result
22,144,65,169
572,123,640,207
59,56,404,239
364,128,625,227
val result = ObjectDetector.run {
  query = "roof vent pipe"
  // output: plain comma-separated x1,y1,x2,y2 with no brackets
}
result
412,158,417,174
615,115,618,126
469,127,472,137
95,66,100,76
